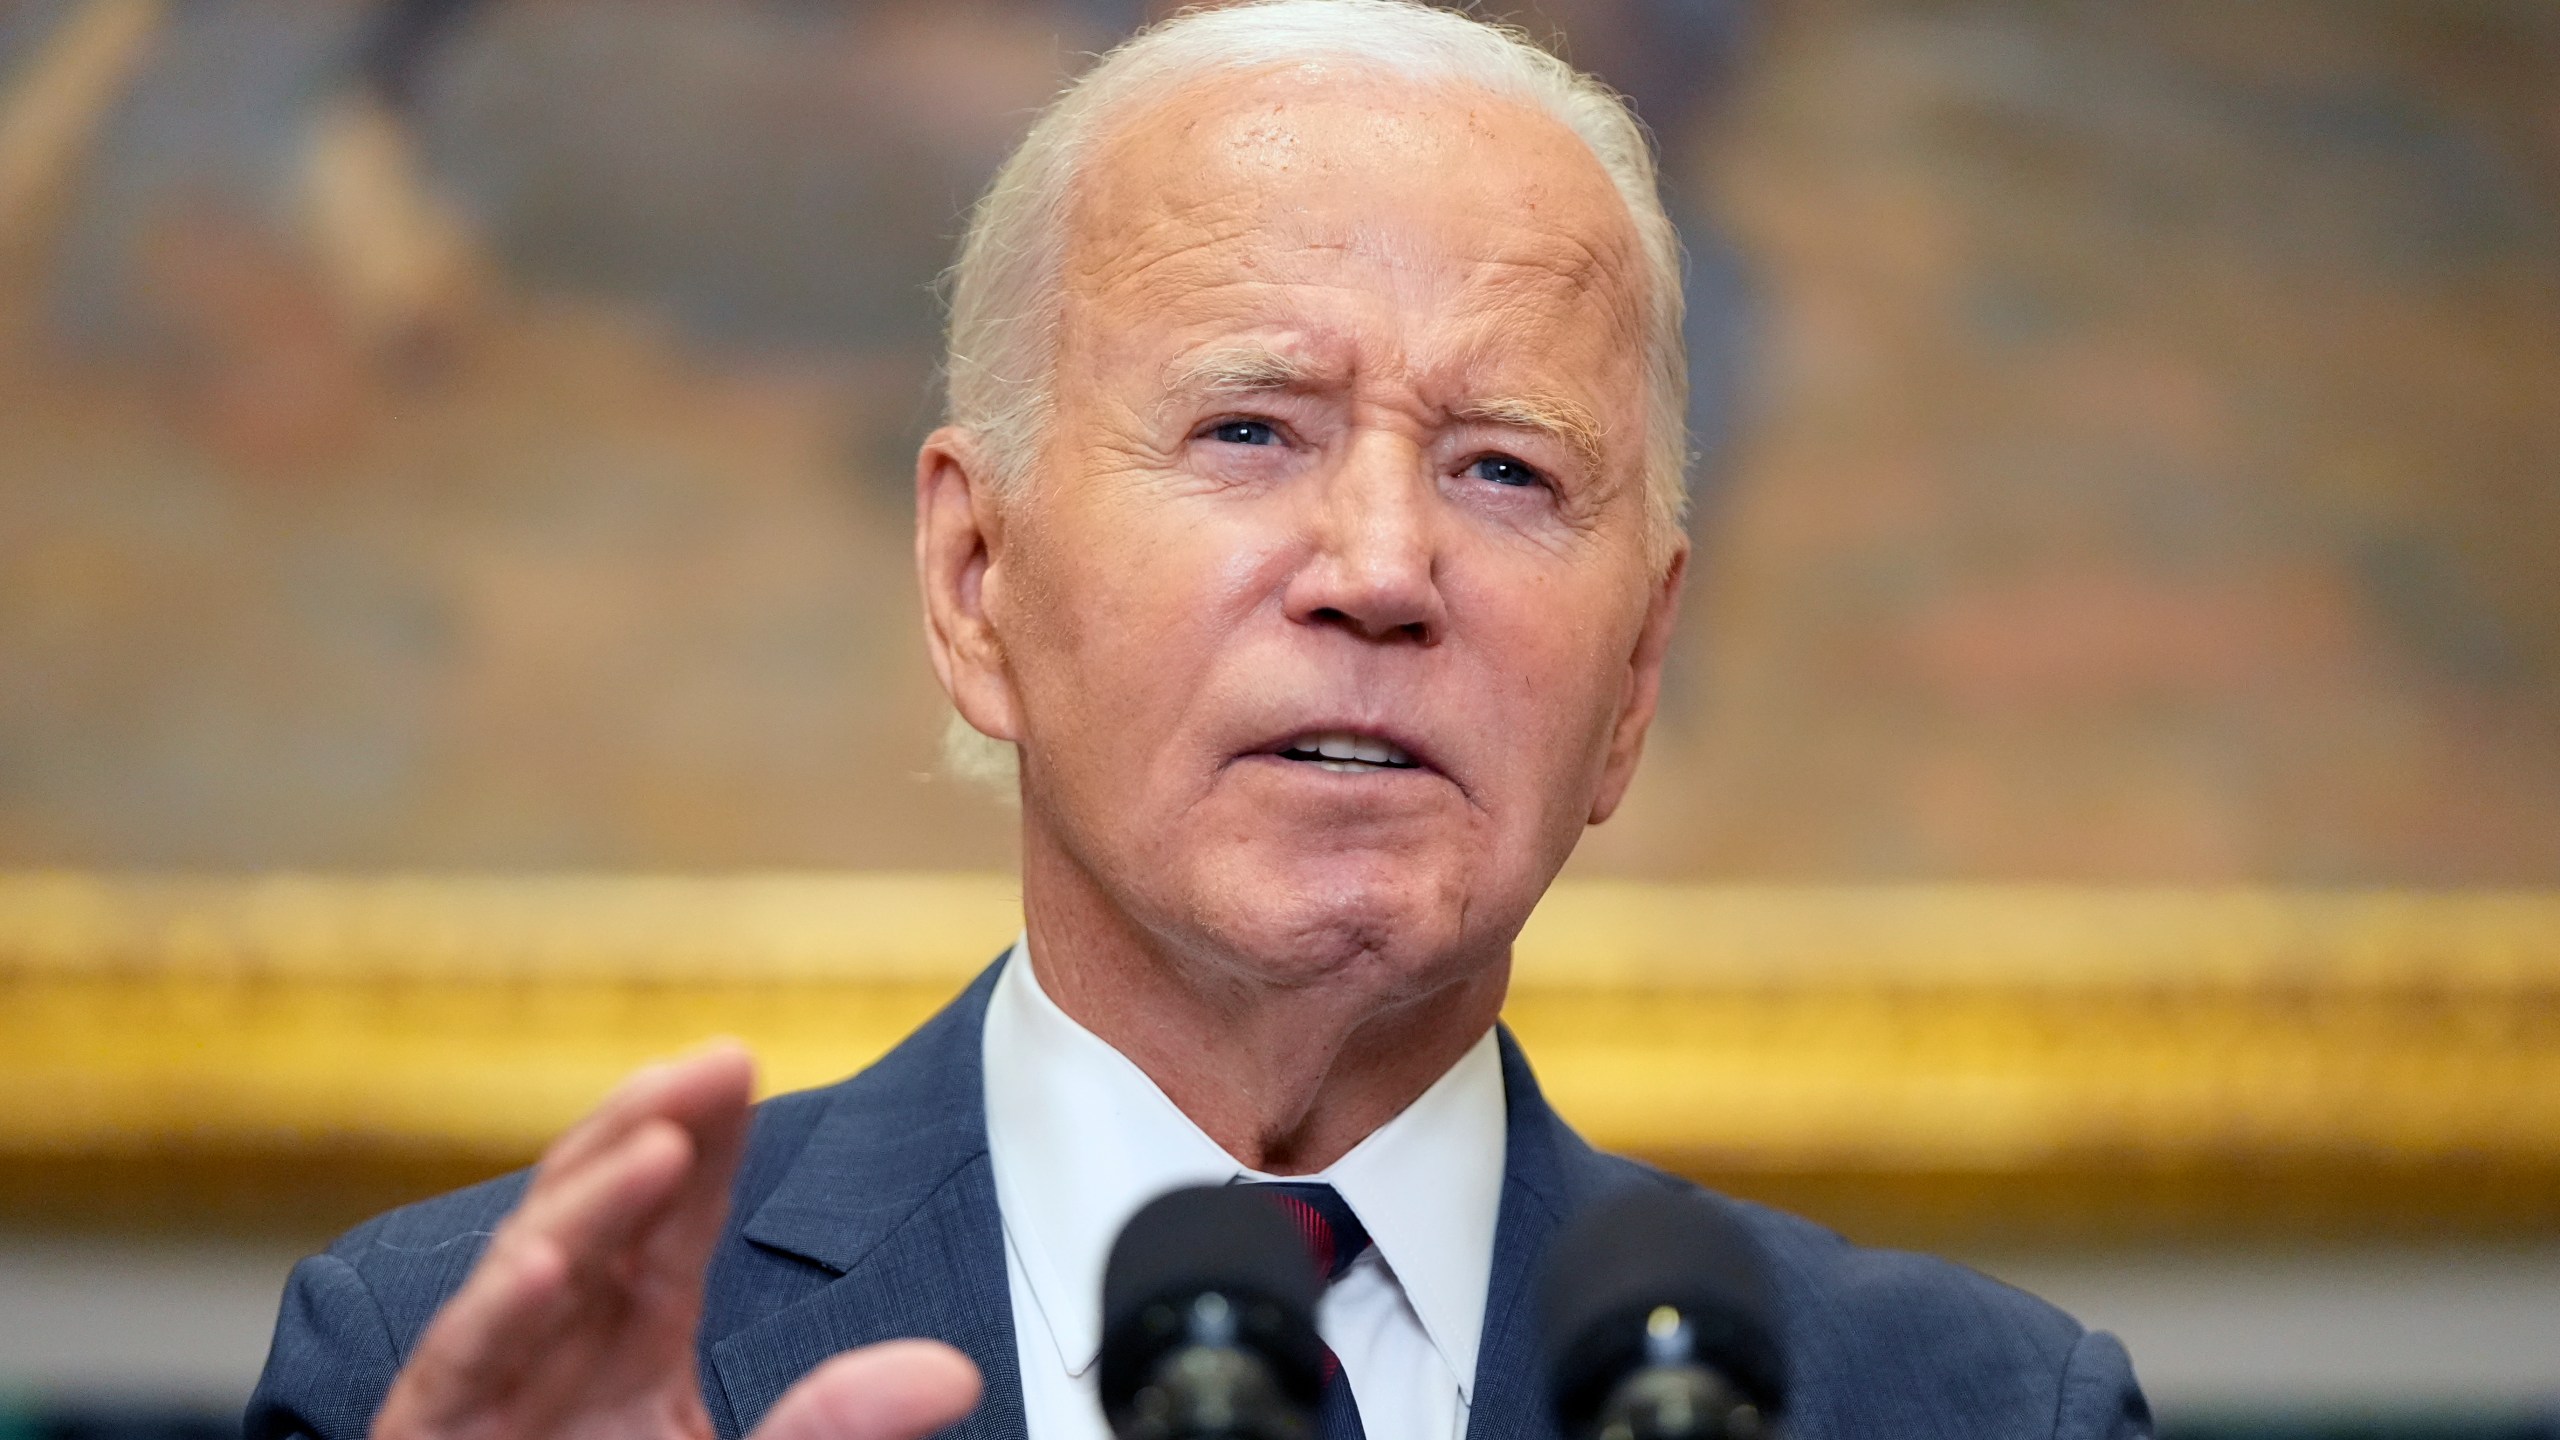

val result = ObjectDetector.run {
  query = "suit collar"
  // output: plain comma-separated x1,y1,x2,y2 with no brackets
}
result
713,960,1028,1440
737,959,1001,1272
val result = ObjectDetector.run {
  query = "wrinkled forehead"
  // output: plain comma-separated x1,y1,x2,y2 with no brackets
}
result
1058,67,1651,372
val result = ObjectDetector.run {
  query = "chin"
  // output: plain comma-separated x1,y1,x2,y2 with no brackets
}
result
1180,843,1500,998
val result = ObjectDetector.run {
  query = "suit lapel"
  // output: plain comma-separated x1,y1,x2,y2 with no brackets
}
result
709,962,1028,1440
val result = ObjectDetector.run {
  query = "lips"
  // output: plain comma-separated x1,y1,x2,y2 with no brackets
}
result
1268,728,1424,774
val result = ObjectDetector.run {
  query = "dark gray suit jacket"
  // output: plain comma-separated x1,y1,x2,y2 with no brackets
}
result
247,961,2151,1440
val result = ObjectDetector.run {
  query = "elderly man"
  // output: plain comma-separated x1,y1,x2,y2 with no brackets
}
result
249,3,2150,1438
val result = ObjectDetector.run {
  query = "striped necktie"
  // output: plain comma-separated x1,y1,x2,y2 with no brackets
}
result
1244,1181,1371,1440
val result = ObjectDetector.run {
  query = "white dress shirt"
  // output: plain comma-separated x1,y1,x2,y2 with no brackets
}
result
981,938,1508,1440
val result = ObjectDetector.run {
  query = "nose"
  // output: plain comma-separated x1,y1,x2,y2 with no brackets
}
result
1281,431,1447,645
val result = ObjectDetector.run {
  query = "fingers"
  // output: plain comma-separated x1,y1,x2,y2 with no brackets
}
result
536,1041,754,1185
518,1042,753,1301
637,1043,758,1280
390,1117,696,1426
382,1044,757,1436
509,1114,698,1294
750,1342,983,1440
380,1220,570,1433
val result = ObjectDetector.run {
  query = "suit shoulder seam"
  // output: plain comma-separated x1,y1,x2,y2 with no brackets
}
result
311,1248,407,1371
2047,1324,2095,1440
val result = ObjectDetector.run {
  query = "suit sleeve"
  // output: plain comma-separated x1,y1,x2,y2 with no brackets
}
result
2052,1329,2153,1440
246,1253,406,1440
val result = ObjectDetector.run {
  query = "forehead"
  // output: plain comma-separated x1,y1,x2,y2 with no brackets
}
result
1059,67,1649,387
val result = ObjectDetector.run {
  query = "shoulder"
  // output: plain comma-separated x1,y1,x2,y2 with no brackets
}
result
247,1083,856,1440
313,1083,848,1353
251,1080,849,1419
1563,1155,2148,1439
242,1166,535,1440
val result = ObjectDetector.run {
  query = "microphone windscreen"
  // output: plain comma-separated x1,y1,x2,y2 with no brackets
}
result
1539,1185,1787,1421
1103,1185,1323,1329
1098,1184,1326,1414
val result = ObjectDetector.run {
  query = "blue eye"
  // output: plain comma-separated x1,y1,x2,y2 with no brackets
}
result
1209,420,1280,446
1467,455,1542,487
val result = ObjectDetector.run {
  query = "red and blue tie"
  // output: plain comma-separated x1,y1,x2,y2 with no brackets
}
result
1245,1181,1371,1440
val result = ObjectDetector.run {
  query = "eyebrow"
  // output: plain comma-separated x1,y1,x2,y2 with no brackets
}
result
1451,393,1608,476
1164,344,1331,396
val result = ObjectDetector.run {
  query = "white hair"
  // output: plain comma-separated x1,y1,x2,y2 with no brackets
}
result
939,0,1690,785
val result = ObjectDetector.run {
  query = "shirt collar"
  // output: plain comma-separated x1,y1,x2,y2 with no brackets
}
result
980,937,1507,1397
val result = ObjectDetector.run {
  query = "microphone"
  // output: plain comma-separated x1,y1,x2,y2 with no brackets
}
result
1098,1185,1328,1440
1539,1186,1789,1440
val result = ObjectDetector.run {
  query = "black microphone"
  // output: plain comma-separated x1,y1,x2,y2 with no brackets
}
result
1539,1186,1789,1440
1098,1185,1329,1440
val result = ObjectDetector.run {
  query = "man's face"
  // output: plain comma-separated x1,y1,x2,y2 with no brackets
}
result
929,70,1681,998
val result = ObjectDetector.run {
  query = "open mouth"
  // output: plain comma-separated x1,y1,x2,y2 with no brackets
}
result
1276,729,1420,774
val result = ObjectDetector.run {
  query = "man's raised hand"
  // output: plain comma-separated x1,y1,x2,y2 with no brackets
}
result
369,1044,982,1440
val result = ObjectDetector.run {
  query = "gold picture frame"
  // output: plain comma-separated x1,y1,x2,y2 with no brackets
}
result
5,873,2554,1247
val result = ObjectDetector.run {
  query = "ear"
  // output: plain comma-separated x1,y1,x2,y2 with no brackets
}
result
915,427,1023,745
1587,544,1687,826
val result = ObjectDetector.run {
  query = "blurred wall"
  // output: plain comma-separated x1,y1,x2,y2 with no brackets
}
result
2,0,2549,882
1597,0,2560,885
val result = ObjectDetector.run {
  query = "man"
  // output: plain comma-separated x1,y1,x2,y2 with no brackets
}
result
249,3,2152,1438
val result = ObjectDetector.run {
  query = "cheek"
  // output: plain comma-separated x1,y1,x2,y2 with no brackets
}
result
1461,573,1639,776
1003,495,1284,739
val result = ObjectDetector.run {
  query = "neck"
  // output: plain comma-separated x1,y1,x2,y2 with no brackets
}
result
1019,830,1509,1175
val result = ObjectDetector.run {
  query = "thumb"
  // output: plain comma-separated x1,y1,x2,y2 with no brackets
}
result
750,1340,982,1440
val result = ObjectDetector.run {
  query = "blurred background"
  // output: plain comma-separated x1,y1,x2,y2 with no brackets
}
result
1,0,2555,1435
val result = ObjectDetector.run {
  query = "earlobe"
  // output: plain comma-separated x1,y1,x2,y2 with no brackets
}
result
915,428,1023,744
1586,545,1688,826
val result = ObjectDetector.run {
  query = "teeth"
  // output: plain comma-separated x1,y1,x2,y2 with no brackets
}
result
1287,730,1414,768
